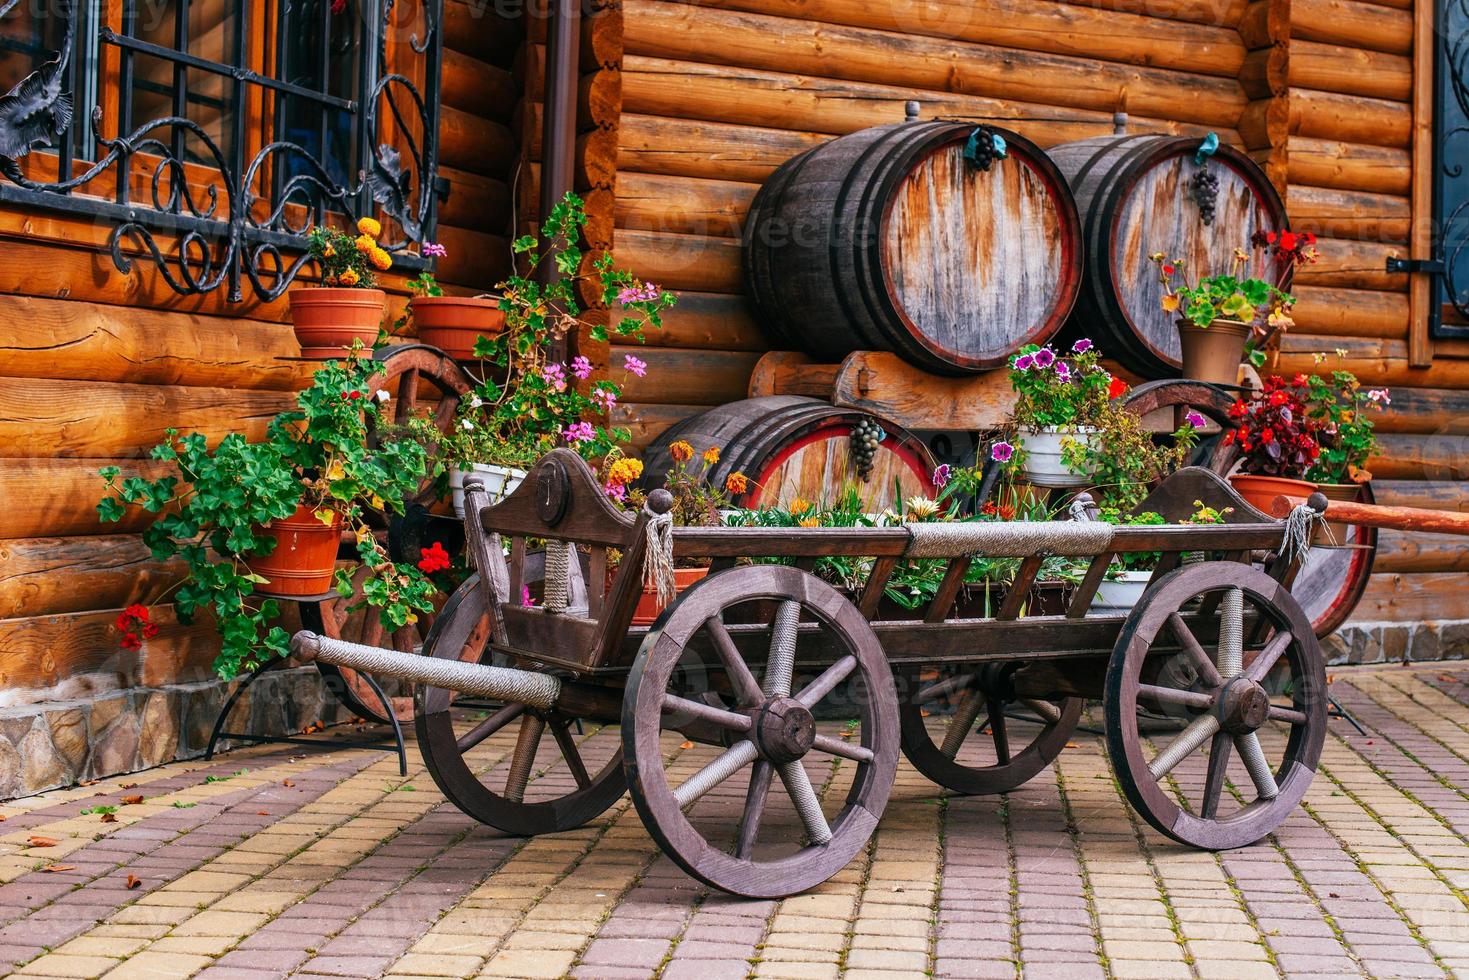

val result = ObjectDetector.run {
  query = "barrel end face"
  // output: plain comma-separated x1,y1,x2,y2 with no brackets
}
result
290,631,322,663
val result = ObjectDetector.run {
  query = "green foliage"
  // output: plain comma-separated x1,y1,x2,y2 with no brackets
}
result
1061,407,1201,512
1151,247,1295,331
1302,370,1388,485
1005,341,1114,429
98,350,441,680
1096,508,1166,570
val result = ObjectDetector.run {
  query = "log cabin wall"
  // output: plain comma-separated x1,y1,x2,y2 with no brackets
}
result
600,0,1465,630
0,1,523,794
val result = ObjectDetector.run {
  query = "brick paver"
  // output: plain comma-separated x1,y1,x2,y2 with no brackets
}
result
0,661,1466,978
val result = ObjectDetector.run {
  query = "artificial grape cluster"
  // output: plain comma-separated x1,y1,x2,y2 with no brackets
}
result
849,418,886,481
1189,165,1219,225
966,125,998,172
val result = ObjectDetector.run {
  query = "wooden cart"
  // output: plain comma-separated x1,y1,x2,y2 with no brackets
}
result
290,449,1329,899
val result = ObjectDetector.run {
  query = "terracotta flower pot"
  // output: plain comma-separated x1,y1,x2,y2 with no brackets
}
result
1178,318,1251,386
630,567,710,627
410,295,506,359
246,504,343,597
289,287,386,358
1228,473,1316,516
1313,481,1362,547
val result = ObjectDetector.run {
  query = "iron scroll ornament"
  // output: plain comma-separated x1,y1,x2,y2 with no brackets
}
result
0,0,443,302
1443,0,1469,326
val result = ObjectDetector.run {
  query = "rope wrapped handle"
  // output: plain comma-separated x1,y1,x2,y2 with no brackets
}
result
641,489,677,608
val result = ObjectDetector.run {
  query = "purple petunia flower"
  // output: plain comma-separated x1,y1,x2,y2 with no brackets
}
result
1033,348,1056,369
1184,410,1207,429
1054,361,1071,382
991,441,1014,463
1013,354,1034,371
1072,338,1093,353
931,464,951,489
623,354,647,377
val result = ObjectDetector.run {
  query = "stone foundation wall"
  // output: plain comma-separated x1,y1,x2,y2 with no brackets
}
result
0,667,353,800
1324,620,1469,666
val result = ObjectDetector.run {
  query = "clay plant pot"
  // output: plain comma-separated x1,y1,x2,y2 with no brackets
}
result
1228,473,1316,516
1178,318,1251,386
630,567,710,627
247,504,344,597
410,295,506,359
289,287,386,358
1313,482,1362,547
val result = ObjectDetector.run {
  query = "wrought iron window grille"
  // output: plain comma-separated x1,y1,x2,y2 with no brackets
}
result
1432,0,1469,336
0,0,444,302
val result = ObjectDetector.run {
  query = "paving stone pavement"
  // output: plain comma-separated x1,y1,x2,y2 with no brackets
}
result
0,660,1466,980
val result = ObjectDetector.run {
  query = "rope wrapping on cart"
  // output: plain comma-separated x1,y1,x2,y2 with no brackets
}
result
642,507,677,607
1280,502,1325,560
903,520,1116,559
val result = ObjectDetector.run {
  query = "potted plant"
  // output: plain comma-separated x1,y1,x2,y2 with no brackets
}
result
1152,229,1319,384
441,192,675,519
1304,370,1389,545
97,351,441,679
994,339,1119,488
403,244,507,360
1092,510,1166,614
1063,381,1205,513
290,218,392,358
1223,374,1323,512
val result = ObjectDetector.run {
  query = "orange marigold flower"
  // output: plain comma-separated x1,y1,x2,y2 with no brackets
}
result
369,248,393,271
354,234,376,253
669,440,694,463
356,217,382,238
607,457,643,486
725,472,749,495
338,268,360,286
790,497,811,515
702,446,720,465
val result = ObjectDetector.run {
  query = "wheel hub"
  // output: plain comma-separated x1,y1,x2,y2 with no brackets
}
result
1216,676,1270,734
752,697,816,764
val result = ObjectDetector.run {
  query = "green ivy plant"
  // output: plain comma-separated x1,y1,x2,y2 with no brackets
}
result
98,351,441,679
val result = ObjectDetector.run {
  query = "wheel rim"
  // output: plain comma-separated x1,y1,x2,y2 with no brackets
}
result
417,577,627,836
898,664,1081,795
1105,562,1326,850
623,565,898,899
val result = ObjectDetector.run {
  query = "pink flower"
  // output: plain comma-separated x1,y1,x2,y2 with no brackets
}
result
541,362,567,392
604,481,627,503
592,386,617,410
1013,354,1034,371
1368,388,1391,406
563,421,597,444
616,282,662,305
571,355,592,380
1054,361,1070,382
1033,348,1056,369
991,441,1014,463
931,464,951,489
623,354,647,377
521,585,534,607
1184,410,1207,429
421,241,447,258
1072,338,1093,353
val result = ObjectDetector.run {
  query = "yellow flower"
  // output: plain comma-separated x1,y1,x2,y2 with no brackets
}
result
356,217,382,238
338,268,360,286
906,495,939,519
323,243,336,258
1161,294,1181,313
370,247,393,271
607,457,643,486
798,516,820,528
725,471,749,495
354,234,376,254
669,440,694,463
790,497,811,515
326,459,346,481
702,446,721,465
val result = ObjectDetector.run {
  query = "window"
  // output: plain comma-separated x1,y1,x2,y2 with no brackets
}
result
1433,0,1469,337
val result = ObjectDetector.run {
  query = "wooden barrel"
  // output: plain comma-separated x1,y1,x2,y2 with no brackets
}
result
641,396,936,513
743,121,1083,375
1047,134,1290,379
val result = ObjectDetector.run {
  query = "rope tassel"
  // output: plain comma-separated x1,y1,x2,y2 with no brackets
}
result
642,508,676,607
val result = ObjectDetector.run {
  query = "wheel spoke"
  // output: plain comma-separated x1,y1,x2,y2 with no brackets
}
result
503,714,546,803
777,759,832,845
394,367,420,423
1234,731,1280,800
1218,587,1245,677
916,672,975,704
1148,712,1221,780
735,760,774,859
1167,612,1225,689
988,696,1011,765
662,693,753,734
811,732,874,763
765,600,800,698
550,720,592,789
1245,630,1294,684
797,655,856,709
1138,683,1214,711
673,740,759,808
1020,698,1063,725
456,702,525,752
704,617,764,707
938,689,986,759
1200,729,1233,820
1268,704,1308,726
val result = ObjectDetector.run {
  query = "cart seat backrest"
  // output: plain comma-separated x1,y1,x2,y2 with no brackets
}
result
1132,467,1275,525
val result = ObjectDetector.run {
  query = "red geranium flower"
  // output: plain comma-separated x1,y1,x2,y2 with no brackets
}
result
417,541,451,574
1107,376,1129,399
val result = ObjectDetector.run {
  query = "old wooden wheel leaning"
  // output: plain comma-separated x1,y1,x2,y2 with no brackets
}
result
415,576,628,836
1105,562,1326,850
303,343,476,723
623,565,899,899
897,664,1082,795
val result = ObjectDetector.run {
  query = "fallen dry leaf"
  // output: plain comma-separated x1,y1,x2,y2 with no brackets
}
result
79,779,99,787
125,874,141,890
120,783,138,789
257,810,269,816
40,864,75,873
282,779,295,788
100,813,117,824
121,795,143,806
679,740,694,750
27,836,57,848
1065,742,1080,749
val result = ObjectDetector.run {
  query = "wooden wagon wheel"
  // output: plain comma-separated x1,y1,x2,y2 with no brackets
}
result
415,576,627,836
304,343,476,723
897,664,1082,795
1105,562,1326,850
623,565,899,899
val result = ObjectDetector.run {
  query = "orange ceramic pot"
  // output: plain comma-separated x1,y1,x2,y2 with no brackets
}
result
289,287,386,358
247,504,343,597
410,295,506,359
1228,474,1315,516
630,567,711,627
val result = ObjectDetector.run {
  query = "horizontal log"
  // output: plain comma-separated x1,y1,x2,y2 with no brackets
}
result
441,48,519,116
1291,0,1413,55
519,46,624,130
653,291,768,350
1294,238,1407,292
663,0,1246,76
439,106,516,176
1270,335,1469,388
1288,184,1411,243
0,534,186,619
0,378,292,458
1367,435,1469,481
1291,285,1408,338
516,165,616,247
747,352,842,399
614,171,759,238
1239,46,1287,101
618,113,829,183
523,2,624,70
1,458,175,538
614,229,743,293
517,102,621,188
611,345,763,405
1069,0,1247,26
1276,495,1469,534
438,167,513,232
1361,388,1469,436
1290,40,1412,102
1375,532,1469,573
1371,480,1469,510
610,401,704,451
1287,138,1413,196
0,295,309,389
432,226,512,289
622,56,1239,147
1292,88,1412,148
1236,96,1289,152
622,1,1247,127
442,0,523,67
1350,572,1469,622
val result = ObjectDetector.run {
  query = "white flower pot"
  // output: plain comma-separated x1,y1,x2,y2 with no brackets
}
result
1093,570,1152,614
450,463,527,519
1017,426,1097,488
